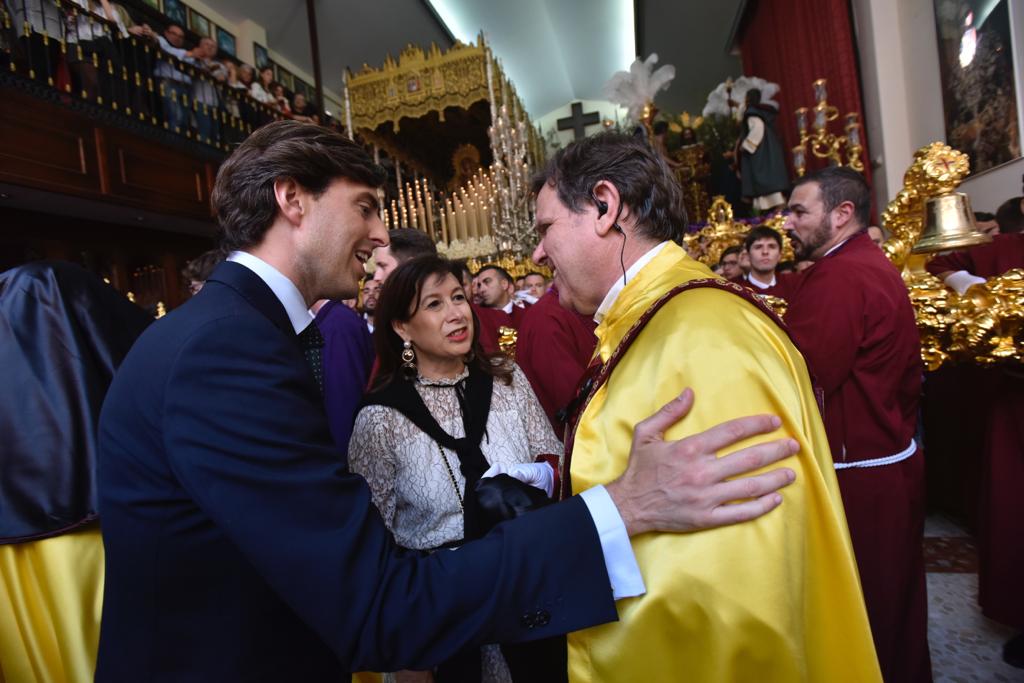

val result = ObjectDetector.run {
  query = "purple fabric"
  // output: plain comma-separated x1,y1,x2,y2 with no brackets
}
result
314,301,373,461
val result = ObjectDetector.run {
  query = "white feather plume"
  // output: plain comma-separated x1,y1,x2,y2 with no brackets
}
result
702,76,781,118
603,54,676,121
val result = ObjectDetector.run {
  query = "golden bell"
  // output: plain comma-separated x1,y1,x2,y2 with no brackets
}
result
912,192,993,254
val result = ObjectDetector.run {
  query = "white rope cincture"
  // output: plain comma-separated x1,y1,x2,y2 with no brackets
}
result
834,440,917,470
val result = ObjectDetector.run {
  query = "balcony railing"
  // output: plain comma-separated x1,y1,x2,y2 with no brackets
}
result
1,0,296,153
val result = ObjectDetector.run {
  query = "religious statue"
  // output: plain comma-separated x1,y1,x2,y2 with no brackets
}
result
448,143,482,191
736,88,789,211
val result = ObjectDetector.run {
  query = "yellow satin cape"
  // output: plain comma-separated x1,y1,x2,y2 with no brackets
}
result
568,243,880,682
0,525,104,683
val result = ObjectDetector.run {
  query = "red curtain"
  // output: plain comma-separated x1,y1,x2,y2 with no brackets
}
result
736,0,872,187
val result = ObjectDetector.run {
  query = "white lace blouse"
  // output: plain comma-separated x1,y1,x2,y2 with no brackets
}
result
348,363,563,551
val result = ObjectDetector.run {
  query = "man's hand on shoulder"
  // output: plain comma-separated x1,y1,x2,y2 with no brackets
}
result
605,388,798,536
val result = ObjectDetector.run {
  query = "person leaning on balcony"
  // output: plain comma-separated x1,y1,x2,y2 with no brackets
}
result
152,22,197,134
250,65,275,104
10,0,63,83
290,91,320,124
191,36,225,145
64,0,130,104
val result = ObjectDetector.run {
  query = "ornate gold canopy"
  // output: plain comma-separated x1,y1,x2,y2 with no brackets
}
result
345,33,524,133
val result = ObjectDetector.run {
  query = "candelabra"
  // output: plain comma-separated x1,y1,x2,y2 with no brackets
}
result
792,78,864,176
485,48,535,257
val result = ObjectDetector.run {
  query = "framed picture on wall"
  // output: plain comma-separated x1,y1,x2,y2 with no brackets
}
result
277,67,294,92
933,0,1022,172
188,8,212,38
216,27,236,56
162,0,186,27
253,43,269,69
139,0,161,10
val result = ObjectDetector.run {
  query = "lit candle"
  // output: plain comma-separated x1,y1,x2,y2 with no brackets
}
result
795,107,808,135
447,198,456,242
813,103,827,131
440,206,448,244
792,145,806,176
847,124,861,147
425,192,435,239
468,201,479,238
813,78,827,104
456,200,467,241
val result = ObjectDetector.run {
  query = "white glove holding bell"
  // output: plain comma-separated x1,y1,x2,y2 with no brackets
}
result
481,462,555,498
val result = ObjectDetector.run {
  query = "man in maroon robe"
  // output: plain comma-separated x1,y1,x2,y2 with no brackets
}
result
473,264,529,354
783,167,932,682
926,228,1024,667
730,226,797,300
516,287,597,440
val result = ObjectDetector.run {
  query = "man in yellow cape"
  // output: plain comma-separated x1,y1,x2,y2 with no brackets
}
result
530,132,881,682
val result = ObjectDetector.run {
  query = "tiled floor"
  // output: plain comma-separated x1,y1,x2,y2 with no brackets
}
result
925,514,1024,682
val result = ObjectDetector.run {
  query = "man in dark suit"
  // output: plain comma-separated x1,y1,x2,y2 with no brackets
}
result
96,121,798,681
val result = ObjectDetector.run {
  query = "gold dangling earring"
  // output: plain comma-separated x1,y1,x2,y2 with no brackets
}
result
401,340,417,379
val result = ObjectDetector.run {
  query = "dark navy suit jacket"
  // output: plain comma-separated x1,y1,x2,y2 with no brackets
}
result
95,261,616,681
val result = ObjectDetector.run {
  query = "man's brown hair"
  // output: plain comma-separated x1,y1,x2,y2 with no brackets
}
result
531,132,687,242
387,227,438,262
212,120,386,252
792,166,872,229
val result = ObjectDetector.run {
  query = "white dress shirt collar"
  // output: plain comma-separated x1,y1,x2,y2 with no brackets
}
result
745,272,777,289
594,241,670,324
227,251,314,334
501,300,514,315
823,235,855,258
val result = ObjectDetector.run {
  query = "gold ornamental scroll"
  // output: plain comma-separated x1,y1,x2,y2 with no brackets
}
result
682,196,795,268
881,142,1023,368
346,33,523,134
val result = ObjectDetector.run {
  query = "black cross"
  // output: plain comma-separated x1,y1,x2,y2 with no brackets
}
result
557,102,601,141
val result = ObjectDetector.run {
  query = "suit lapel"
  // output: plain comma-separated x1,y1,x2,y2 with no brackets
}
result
206,261,295,337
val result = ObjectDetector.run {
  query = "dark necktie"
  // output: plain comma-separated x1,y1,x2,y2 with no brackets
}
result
297,322,325,395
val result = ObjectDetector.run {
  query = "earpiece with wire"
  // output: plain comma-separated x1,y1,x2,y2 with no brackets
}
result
594,199,624,234
593,194,628,284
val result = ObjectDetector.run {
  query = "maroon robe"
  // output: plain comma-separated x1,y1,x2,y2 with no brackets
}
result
925,232,1024,280
474,301,529,355
927,232,1024,627
515,289,597,440
785,231,932,682
729,271,799,300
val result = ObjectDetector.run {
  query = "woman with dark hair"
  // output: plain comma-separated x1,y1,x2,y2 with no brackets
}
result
250,65,275,104
348,255,563,683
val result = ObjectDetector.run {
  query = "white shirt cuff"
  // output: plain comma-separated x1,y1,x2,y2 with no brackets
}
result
943,270,986,295
579,485,646,600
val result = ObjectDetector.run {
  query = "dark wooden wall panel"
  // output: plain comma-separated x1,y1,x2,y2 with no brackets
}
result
0,86,219,222
0,94,102,195
105,128,210,217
